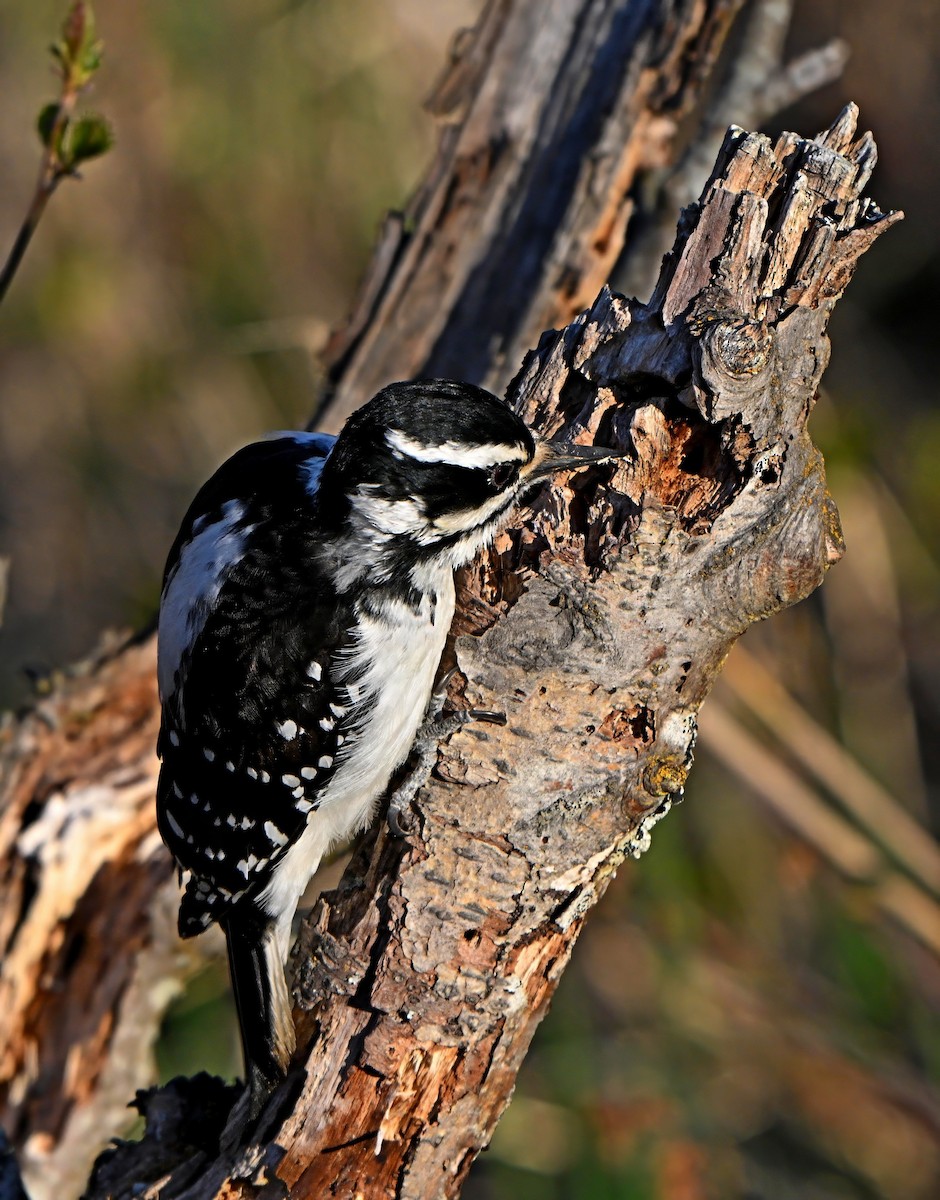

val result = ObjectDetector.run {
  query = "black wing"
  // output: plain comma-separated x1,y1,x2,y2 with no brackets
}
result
156,433,355,934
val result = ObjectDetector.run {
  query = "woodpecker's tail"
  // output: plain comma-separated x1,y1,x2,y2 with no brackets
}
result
222,907,296,1119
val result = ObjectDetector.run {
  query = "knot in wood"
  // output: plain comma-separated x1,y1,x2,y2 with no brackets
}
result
701,318,771,381
641,754,688,804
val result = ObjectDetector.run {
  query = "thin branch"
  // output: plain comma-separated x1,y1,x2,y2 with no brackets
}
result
0,559,8,629
0,99,76,307
757,38,850,120
0,2,112,307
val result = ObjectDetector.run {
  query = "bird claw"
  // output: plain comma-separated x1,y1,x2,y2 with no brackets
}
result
467,707,507,726
385,696,506,838
386,793,416,838
427,666,458,720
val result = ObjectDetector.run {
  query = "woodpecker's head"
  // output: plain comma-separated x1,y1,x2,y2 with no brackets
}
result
320,379,620,567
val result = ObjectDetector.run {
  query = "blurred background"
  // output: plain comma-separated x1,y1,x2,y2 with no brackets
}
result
1,1,938,1197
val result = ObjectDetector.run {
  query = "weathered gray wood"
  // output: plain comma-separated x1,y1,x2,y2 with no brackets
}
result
84,106,898,1200
0,1,893,1196
317,0,747,431
0,6,764,1196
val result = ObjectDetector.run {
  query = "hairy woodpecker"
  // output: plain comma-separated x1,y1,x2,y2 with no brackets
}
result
156,379,619,1117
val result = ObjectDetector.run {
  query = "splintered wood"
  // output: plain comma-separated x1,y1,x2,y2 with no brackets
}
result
0,0,898,1191
262,106,897,1200
79,104,898,1200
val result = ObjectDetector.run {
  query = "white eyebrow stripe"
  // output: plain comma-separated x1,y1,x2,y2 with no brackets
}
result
386,428,528,469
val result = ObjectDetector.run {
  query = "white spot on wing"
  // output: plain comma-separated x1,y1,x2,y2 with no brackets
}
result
307,661,322,681
282,773,300,788
277,719,298,740
259,560,456,930
264,820,290,849
264,820,288,848
301,767,317,780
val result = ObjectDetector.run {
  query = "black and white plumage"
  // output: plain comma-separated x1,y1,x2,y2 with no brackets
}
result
156,379,619,1116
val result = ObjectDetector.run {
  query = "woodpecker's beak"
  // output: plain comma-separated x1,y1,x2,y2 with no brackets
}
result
523,439,624,484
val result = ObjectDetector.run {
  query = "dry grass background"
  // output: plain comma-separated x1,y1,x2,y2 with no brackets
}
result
1,2,938,1197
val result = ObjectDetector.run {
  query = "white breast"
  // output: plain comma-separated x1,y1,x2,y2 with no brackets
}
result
259,564,456,937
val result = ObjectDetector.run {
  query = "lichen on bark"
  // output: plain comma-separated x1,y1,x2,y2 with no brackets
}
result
0,2,900,1194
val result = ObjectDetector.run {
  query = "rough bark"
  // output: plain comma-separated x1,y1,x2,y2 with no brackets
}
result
0,5,767,1195
0,637,223,1199
0,2,896,1198
84,106,897,1199
316,0,747,430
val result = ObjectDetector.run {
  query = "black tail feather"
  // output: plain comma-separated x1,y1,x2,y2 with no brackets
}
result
222,908,296,1119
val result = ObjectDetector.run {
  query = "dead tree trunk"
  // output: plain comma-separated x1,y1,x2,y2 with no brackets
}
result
0,2,898,1198
88,104,896,1199
86,103,897,1200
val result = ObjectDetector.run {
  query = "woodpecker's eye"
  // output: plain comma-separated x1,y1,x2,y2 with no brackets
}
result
488,463,518,491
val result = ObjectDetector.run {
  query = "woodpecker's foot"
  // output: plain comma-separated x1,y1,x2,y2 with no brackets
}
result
386,704,507,838
426,666,458,723
387,790,416,838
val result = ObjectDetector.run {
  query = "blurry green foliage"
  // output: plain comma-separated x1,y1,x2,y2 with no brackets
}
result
157,961,240,1085
0,0,471,698
0,3,112,307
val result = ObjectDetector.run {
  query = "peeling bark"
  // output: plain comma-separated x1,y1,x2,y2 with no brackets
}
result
317,0,747,429
0,638,222,1198
86,107,897,1199
0,1,897,1197
1,6,767,1194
